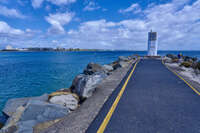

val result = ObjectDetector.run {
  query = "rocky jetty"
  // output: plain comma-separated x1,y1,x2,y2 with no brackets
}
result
163,54,200,84
0,55,136,133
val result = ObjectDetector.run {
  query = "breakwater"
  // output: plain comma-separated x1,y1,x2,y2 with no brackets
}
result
0,51,200,118
0,55,137,133
0,51,139,117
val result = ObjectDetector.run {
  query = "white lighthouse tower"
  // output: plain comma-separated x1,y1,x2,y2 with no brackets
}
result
147,30,157,56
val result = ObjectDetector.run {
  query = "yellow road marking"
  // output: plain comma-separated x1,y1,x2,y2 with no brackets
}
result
162,59,200,96
97,59,139,133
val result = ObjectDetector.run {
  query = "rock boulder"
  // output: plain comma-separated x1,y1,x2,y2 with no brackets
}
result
16,120,37,133
194,69,200,75
113,61,129,70
33,119,61,133
49,94,79,110
20,100,69,123
1,100,69,133
2,106,25,130
166,54,178,59
83,63,105,75
71,73,107,99
0,123,3,129
103,64,113,72
118,56,129,62
3,94,48,117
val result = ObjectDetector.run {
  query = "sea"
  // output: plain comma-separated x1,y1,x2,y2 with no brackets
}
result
0,51,200,120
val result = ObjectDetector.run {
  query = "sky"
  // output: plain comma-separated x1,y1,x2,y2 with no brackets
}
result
0,0,199,50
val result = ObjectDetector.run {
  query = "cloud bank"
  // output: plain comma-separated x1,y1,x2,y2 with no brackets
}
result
45,11,75,34
0,5,25,18
0,0,200,50
32,0,76,8
55,0,200,50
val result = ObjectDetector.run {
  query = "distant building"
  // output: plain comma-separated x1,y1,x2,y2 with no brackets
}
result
2,45,19,51
5,45,14,50
55,47,65,51
3,45,28,51
147,30,158,56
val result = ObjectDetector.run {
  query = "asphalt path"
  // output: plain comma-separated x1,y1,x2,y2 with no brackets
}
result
86,59,200,133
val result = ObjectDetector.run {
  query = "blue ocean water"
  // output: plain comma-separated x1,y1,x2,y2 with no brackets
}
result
0,51,200,119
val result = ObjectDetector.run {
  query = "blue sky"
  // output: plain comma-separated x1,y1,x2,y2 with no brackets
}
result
0,0,199,50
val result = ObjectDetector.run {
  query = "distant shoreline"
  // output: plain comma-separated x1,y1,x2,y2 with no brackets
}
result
1,50,200,52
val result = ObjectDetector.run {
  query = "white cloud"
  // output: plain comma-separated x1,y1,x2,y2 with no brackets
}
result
47,0,76,6
25,28,41,37
172,0,190,6
0,5,25,18
64,19,147,50
45,12,75,34
119,3,141,14
31,0,76,8
83,1,101,11
52,40,58,43
31,0,44,8
0,21,43,49
119,20,146,30
60,0,200,50
79,20,116,31
2,0,200,50
0,21,24,35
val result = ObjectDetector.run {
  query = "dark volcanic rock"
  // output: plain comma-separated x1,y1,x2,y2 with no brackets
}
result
166,54,178,59
83,63,105,75
194,69,200,75
118,56,130,62
183,56,197,62
0,123,3,129
0,115,8,126
113,61,129,70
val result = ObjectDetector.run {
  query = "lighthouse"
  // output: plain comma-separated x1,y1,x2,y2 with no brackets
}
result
147,30,157,56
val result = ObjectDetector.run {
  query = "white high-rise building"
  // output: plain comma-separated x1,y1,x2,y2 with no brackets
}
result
147,30,157,56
